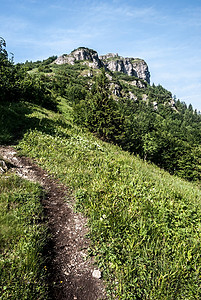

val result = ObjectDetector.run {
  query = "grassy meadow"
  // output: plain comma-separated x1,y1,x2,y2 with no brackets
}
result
0,173,48,299
11,100,201,299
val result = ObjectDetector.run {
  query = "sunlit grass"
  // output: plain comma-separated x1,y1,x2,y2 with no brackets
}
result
0,174,48,299
17,104,201,299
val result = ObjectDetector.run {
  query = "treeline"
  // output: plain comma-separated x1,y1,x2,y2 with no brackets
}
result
71,70,201,182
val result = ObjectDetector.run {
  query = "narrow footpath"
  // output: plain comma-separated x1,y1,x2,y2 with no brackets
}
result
0,146,107,300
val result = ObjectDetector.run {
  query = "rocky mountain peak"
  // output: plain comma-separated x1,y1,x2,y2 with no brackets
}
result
53,47,103,68
99,53,119,60
53,47,150,84
100,54,150,84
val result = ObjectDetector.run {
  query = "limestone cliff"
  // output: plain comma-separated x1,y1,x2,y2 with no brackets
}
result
100,54,150,84
53,47,150,84
53,47,103,69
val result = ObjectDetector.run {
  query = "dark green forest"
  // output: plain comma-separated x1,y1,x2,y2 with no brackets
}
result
1,37,201,182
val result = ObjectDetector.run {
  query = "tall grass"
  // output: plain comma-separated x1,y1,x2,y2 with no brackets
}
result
16,104,201,299
0,173,48,299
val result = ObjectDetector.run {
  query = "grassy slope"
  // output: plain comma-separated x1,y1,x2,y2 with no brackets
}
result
13,100,201,299
0,173,48,299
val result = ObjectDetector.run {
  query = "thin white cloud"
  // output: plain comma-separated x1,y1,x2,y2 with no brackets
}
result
118,6,162,22
0,16,28,32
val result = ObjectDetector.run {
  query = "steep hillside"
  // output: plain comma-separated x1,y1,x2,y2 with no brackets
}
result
9,100,201,299
2,45,201,181
1,39,201,299
26,47,201,182
53,47,150,83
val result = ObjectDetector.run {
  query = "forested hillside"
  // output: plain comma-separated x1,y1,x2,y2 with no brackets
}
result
1,38,201,182
20,45,201,182
1,38,201,299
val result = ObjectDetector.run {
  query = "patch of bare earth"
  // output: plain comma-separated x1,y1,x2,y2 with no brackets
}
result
0,146,107,300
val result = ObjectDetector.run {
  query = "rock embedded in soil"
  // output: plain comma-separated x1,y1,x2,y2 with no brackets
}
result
92,269,102,279
0,159,8,173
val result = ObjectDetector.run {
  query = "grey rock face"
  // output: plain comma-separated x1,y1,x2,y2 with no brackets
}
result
109,83,122,97
129,79,147,89
0,160,8,173
102,55,150,84
53,48,150,84
131,59,150,84
54,47,103,69
99,53,119,60
129,91,137,101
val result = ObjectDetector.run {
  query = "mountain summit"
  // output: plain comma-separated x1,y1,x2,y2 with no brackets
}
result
53,47,150,84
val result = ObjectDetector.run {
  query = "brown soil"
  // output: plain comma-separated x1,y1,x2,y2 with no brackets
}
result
0,146,107,300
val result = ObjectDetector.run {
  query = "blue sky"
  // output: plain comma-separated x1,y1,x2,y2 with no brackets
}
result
1,0,201,110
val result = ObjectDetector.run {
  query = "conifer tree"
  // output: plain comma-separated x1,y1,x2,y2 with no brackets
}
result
73,69,124,142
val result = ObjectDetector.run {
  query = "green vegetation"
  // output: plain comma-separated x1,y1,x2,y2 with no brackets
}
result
113,71,146,83
1,38,201,299
101,56,122,62
0,38,57,110
16,104,201,299
73,70,124,142
131,58,143,63
72,71,201,182
0,173,48,299
19,47,201,184
23,55,57,71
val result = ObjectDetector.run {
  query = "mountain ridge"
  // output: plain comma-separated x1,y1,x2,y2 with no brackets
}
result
53,47,150,84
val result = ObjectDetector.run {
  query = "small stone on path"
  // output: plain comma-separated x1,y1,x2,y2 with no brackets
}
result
92,269,101,279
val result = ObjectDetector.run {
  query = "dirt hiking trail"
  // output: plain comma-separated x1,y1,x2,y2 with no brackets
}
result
0,146,107,300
